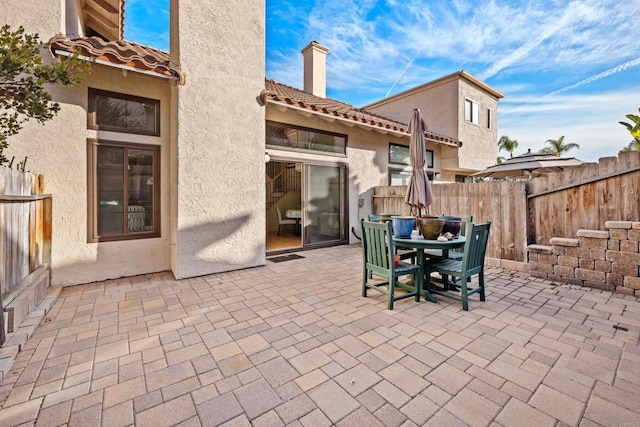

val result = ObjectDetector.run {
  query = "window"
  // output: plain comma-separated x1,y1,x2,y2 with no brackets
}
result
88,89,160,136
266,122,346,154
487,108,494,130
389,143,433,168
464,98,479,125
389,169,410,186
389,168,434,185
87,139,160,242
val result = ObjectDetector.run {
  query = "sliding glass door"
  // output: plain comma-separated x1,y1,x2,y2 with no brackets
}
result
304,164,346,245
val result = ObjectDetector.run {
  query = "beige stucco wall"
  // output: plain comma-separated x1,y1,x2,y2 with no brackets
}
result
5,66,173,285
3,1,174,285
266,108,446,243
170,1,266,278
1,0,61,36
365,79,459,142
456,80,499,171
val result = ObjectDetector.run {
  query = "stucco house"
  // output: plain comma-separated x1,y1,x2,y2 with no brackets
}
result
2,0,502,285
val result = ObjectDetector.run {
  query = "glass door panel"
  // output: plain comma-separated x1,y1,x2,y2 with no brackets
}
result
304,164,345,245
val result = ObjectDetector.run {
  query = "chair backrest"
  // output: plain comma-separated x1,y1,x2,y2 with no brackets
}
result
461,221,491,274
360,219,394,275
276,206,284,222
460,215,473,236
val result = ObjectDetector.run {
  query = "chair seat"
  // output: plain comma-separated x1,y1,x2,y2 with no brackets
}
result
395,262,421,274
428,258,462,274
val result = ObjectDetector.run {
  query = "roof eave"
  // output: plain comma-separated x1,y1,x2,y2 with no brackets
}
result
53,49,180,83
266,99,461,147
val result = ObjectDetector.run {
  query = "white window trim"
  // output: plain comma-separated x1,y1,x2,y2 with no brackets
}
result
465,98,479,125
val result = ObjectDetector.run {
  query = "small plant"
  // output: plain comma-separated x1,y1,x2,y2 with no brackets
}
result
619,108,640,151
0,25,91,166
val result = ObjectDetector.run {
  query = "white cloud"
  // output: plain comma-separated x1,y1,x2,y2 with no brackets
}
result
499,89,639,162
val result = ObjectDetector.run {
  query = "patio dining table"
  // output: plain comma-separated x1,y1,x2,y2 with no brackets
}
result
286,209,302,236
393,230,466,303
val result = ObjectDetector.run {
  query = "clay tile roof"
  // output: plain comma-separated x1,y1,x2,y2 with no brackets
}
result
261,79,461,147
48,35,185,85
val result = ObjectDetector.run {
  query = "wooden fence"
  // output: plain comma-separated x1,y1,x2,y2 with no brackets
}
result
373,151,640,264
373,181,528,262
527,151,640,246
0,168,51,345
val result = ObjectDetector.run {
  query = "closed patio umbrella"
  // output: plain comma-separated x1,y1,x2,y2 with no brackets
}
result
405,108,434,215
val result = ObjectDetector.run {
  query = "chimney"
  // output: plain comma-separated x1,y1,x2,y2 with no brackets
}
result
301,41,329,98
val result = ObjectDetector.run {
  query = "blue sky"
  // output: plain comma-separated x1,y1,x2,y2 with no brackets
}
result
125,0,640,162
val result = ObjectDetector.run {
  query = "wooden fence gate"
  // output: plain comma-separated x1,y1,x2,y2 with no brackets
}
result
0,168,51,345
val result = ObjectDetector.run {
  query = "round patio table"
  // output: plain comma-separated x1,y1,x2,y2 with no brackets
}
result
393,231,465,302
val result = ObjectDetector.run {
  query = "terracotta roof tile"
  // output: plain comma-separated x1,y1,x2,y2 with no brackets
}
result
261,79,461,147
48,35,185,85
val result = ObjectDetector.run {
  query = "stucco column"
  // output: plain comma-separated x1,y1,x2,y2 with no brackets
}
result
169,0,266,278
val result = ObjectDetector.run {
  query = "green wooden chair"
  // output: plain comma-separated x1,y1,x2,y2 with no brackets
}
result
367,214,416,263
425,221,491,311
446,215,473,261
360,219,423,310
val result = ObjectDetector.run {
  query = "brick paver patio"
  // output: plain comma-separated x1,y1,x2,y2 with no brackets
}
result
0,244,638,426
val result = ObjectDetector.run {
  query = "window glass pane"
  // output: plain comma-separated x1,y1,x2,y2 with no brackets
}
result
389,170,410,185
97,146,125,235
127,149,155,232
389,143,410,165
465,99,479,124
96,95,156,132
91,141,159,241
266,124,346,154
426,150,434,168
93,91,159,135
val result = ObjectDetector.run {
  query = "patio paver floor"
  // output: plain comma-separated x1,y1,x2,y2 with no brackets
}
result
0,244,639,426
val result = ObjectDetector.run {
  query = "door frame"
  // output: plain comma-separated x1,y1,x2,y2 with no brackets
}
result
266,155,349,253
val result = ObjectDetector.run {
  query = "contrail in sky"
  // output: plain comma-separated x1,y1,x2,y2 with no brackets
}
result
385,51,420,98
546,57,640,96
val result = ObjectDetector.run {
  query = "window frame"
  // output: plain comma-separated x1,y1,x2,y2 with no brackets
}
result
388,168,434,185
266,121,347,156
487,108,494,130
87,138,161,242
388,142,434,168
464,98,479,125
88,88,161,136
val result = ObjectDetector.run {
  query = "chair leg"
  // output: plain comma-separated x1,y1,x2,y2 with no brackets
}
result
461,275,469,311
414,270,422,302
388,276,395,310
479,270,486,301
277,224,281,236
362,267,368,297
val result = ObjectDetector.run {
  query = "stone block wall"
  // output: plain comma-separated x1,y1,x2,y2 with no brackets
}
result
527,221,640,295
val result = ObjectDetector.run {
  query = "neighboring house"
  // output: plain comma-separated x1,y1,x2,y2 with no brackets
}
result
2,1,500,285
365,71,505,182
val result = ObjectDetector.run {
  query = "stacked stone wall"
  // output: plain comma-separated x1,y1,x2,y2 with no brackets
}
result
527,221,640,295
